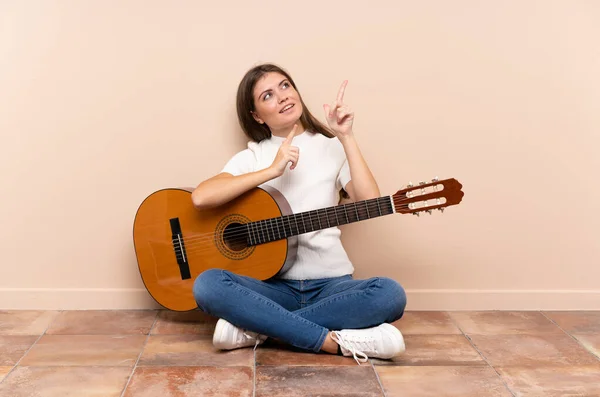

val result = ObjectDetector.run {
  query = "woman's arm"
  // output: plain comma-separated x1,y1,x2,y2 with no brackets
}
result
340,136,380,201
324,80,380,201
191,168,278,209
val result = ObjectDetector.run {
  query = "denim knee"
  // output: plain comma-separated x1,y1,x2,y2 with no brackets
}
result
377,277,407,322
192,268,223,312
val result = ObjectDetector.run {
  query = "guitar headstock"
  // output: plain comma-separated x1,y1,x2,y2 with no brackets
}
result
392,177,464,216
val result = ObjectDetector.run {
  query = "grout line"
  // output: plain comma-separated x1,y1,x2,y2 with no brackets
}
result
119,310,160,397
540,311,600,362
369,359,387,397
446,311,517,397
0,309,64,384
253,346,257,397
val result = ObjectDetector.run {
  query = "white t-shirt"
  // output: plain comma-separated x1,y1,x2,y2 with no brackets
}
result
220,130,354,280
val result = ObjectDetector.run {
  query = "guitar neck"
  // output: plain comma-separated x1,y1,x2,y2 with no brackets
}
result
246,196,395,246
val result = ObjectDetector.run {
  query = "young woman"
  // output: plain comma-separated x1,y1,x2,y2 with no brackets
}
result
191,63,406,364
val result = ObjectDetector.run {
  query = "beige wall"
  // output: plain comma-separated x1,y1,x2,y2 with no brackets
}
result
1,1,598,310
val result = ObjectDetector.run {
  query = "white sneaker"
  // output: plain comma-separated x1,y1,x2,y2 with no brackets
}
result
330,323,405,365
212,318,267,350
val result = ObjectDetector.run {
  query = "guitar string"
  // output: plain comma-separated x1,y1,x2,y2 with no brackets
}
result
166,197,392,244
171,202,414,259
171,193,446,248
170,197,409,247
166,201,421,258
168,198,433,252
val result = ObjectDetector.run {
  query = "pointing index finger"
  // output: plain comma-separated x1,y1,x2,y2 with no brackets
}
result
284,124,297,144
336,80,348,104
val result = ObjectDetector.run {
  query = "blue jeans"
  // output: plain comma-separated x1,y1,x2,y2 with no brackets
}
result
192,269,407,352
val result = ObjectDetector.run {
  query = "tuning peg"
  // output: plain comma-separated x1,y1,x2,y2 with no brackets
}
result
438,208,445,213
432,176,439,182
413,212,420,217
426,210,432,215
419,181,426,185
407,182,413,188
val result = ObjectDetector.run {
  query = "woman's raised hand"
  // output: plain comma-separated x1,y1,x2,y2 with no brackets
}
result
323,80,354,140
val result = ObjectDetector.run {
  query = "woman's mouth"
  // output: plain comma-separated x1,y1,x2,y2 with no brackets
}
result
279,104,295,114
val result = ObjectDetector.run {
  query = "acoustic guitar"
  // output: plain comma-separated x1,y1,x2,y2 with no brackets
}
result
133,178,464,311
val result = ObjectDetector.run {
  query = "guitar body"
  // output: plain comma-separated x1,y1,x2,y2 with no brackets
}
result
133,186,297,311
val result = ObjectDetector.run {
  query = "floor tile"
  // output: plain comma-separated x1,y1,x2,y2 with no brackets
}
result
450,311,561,335
376,366,512,396
0,366,13,382
256,366,383,397
467,333,599,367
138,334,253,367
392,311,462,335
256,344,356,366
19,334,146,366
123,366,253,397
0,366,130,397
46,310,157,335
0,310,59,335
0,335,39,365
372,335,485,366
151,310,217,335
497,365,600,396
544,311,600,334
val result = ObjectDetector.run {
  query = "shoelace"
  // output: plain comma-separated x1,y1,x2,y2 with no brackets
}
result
242,331,263,352
330,331,370,365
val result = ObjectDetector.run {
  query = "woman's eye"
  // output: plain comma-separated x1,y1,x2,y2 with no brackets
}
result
282,82,289,89
263,93,271,100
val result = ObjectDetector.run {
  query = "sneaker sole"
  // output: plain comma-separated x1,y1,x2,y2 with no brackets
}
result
380,323,406,358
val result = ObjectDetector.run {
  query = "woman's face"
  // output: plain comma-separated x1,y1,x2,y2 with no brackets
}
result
251,72,303,132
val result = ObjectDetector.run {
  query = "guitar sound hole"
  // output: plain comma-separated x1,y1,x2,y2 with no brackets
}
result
222,222,249,252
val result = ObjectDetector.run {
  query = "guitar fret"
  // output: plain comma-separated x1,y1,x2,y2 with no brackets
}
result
249,222,255,244
301,213,306,233
334,207,339,225
318,210,322,229
278,218,283,238
343,205,349,224
293,215,300,235
247,224,252,245
326,209,331,227
377,198,382,216
269,219,275,241
260,220,265,243
365,201,370,218
354,204,359,221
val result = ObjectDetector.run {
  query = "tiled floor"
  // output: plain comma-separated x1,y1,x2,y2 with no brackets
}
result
0,310,599,396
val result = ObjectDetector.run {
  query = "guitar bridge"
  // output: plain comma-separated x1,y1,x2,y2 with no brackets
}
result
169,218,191,280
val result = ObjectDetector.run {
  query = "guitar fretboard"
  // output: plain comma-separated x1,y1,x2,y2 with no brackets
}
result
246,196,394,246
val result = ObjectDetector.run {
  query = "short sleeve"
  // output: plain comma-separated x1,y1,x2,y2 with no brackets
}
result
220,149,256,176
331,136,351,190
337,158,351,191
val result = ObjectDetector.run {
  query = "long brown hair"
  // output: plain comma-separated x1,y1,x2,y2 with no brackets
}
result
236,63,334,142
